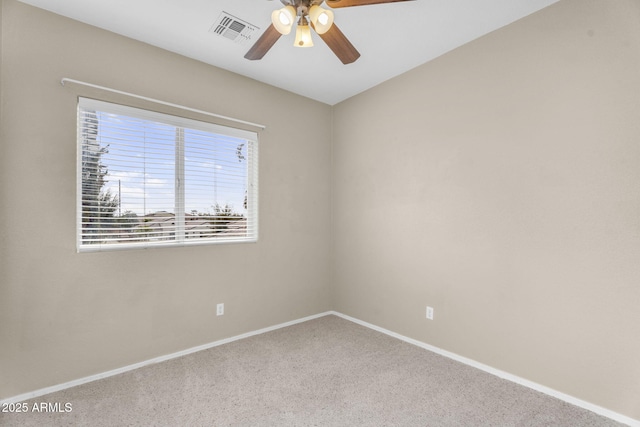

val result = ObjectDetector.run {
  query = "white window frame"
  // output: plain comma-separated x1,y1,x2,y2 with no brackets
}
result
77,97,258,252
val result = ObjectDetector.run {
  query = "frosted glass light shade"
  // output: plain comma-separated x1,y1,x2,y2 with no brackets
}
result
294,23,313,47
271,6,296,35
309,6,334,34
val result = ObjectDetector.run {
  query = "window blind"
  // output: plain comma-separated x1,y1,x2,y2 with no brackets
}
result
77,98,258,251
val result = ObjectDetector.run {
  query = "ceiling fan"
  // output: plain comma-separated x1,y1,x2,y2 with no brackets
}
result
245,0,414,64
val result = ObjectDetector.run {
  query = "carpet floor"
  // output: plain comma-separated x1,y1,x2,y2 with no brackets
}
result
0,315,624,426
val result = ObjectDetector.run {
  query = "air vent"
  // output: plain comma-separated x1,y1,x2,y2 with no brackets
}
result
210,12,258,45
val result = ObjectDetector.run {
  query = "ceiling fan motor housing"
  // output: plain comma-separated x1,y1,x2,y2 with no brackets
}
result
280,0,327,17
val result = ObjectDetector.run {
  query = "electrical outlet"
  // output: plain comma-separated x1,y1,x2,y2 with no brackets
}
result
216,303,224,316
426,306,434,320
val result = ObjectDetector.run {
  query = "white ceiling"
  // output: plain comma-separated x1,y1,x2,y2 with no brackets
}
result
18,0,559,105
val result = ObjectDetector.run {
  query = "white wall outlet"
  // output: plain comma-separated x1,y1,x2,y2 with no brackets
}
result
426,306,434,320
216,303,224,316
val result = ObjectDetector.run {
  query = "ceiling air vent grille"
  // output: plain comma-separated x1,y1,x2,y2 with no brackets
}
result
210,12,258,45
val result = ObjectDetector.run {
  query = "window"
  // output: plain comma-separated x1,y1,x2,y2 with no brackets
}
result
77,98,258,251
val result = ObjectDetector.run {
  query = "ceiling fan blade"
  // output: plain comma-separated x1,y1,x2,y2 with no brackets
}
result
325,0,414,8
314,23,360,64
244,24,282,60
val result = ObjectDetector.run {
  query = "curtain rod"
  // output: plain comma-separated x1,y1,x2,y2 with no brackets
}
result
60,77,266,130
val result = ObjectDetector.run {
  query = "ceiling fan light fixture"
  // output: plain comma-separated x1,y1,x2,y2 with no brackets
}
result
294,17,314,48
308,5,334,35
271,5,296,35
249,0,414,63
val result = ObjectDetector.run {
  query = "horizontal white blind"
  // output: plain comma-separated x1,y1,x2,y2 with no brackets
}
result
78,98,258,251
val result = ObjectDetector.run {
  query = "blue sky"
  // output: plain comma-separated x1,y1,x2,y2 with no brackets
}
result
96,112,248,217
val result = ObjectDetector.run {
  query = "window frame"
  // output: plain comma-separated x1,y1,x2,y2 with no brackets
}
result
76,97,258,252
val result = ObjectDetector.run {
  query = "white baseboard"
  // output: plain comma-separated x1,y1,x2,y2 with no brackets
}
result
0,311,332,406
330,311,640,427
2,310,638,426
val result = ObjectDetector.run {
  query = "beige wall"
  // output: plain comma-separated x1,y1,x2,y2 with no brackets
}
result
2,0,639,422
332,0,640,420
0,0,332,398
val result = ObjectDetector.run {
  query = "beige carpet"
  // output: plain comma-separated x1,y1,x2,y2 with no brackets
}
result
0,315,623,426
